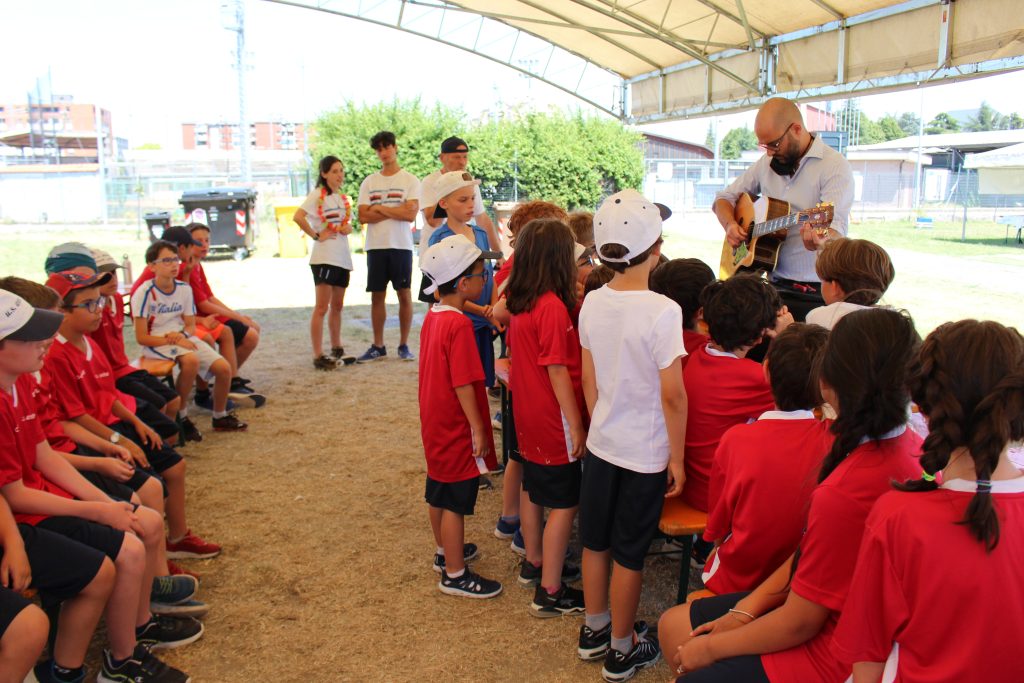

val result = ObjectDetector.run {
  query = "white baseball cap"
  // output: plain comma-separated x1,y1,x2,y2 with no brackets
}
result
0,290,63,342
90,247,122,273
431,171,482,219
593,189,671,263
421,234,501,295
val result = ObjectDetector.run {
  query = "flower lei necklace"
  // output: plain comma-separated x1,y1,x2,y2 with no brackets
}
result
316,187,351,230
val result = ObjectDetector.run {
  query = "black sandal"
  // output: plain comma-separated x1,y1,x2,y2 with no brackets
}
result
313,355,337,370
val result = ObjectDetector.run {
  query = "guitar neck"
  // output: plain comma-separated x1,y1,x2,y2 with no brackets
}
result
751,212,800,238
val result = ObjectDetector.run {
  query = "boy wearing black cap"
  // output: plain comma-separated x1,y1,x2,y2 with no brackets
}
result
420,136,499,250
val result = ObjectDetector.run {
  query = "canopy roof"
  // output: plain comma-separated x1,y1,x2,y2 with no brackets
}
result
265,0,1024,122
964,142,1024,169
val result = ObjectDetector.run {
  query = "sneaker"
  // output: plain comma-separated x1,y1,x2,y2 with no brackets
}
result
494,516,520,539
167,560,200,580
166,530,221,560
229,377,252,393
212,412,247,432
227,391,266,409
491,411,503,431
355,345,387,363
478,475,493,490
193,390,237,412
32,660,84,683
98,644,190,683
135,615,204,650
313,355,337,371
510,528,526,556
179,417,203,444
397,344,415,361
578,621,649,661
601,637,661,682
488,386,501,400
530,583,586,618
151,575,197,605
518,560,582,587
438,568,502,599
150,598,210,618
331,347,357,365
431,543,480,573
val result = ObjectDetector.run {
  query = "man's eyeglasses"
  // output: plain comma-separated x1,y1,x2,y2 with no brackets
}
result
758,123,794,151
154,256,180,265
66,297,106,313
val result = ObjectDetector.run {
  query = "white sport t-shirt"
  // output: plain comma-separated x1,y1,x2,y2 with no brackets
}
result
300,188,354,270
419,169,485,248
130,279,195,336
358,169,421,251
578,286,686,473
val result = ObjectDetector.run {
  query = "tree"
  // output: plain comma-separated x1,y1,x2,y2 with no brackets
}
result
897,112,920,137
965,102,1003,132
924,112,961,135
876,115,904,142
705,123,715,150
1004,112,1024,130
310,100,644,212
720,126,757,159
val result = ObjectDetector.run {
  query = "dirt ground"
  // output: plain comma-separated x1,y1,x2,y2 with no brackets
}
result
139,299,696,683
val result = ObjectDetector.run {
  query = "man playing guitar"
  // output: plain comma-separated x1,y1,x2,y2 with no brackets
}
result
713,97,854,321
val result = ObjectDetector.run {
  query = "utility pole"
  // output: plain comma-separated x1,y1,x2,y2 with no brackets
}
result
222,0,251,183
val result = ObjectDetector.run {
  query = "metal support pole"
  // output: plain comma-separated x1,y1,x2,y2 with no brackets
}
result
95,105,108,224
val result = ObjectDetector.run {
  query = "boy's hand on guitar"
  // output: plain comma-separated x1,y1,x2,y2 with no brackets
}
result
725,221,748,248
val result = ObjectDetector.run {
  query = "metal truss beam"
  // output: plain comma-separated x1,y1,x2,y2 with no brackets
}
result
260,0,624,117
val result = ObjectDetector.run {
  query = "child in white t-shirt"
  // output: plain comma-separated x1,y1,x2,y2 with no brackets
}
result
131,241,246,433
293,155,356,370
805,237,894,329
576,190,688,682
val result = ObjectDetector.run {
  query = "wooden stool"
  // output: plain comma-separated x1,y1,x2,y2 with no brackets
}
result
137,357,174,379
658,497,708,604
686,588,716,602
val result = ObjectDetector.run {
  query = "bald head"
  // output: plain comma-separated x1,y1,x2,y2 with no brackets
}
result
756,98,802,135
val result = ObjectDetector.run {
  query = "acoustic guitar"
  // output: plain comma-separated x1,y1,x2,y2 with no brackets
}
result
720,193,834,278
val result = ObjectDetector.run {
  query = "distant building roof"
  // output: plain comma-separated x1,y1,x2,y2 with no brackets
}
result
641,133,713,159
849,130,1024,153
846,149,933,164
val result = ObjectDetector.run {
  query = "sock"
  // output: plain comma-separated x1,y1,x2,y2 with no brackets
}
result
213,410,227,419
611,635,633,655
586,611,611,632
436,546,445,556
501,515,520,525
177,408,188,419
52,662,85,683
446,567,465,579
544,584,561,596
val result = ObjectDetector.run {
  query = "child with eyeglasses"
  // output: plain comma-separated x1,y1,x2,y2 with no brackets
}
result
130,241,246,434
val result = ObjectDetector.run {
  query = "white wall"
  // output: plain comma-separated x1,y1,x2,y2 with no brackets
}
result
0,172,104,222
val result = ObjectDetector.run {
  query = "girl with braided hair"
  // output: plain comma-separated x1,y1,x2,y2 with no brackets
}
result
664,307,923,683
834,320,1024,683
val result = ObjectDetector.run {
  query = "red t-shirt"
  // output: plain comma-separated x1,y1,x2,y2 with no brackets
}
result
45,335,135,427
129,265,154,298
494,252,515,291
761,428,922,683
681,345,774,511
89,292,136,379
418,305,498,483
833,480,1024,682
702,413,833,594
508,292,586,465
26,370,76,454
0,376,75,525
681,330,708,369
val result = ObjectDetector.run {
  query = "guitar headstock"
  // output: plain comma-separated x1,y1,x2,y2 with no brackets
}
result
796,202,834,235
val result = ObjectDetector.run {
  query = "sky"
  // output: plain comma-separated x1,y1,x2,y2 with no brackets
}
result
3,0,1023,149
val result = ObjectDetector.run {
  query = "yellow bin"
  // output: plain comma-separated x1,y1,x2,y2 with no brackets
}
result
274,198,308,258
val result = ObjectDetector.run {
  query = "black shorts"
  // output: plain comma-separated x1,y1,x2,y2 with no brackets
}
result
424,476,479,516
111,422,182,476
523,459,582,509
116,369,177,410
0,587,32,638
579,452,667,571
224,318,251,347
13,523,108,604
74,447,158,494
366,249,412,292
80,470,135,502
134,400,180,441
679,592,769,683
311,264,351,288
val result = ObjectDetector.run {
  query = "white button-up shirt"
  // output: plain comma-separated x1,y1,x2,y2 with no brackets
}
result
716,135,854,282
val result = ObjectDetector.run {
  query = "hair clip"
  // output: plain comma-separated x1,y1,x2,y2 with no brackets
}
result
920,471,936,482
976,480,992,493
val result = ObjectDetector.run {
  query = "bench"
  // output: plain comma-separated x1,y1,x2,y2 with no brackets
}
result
137,356,175,379
657,497,709,604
